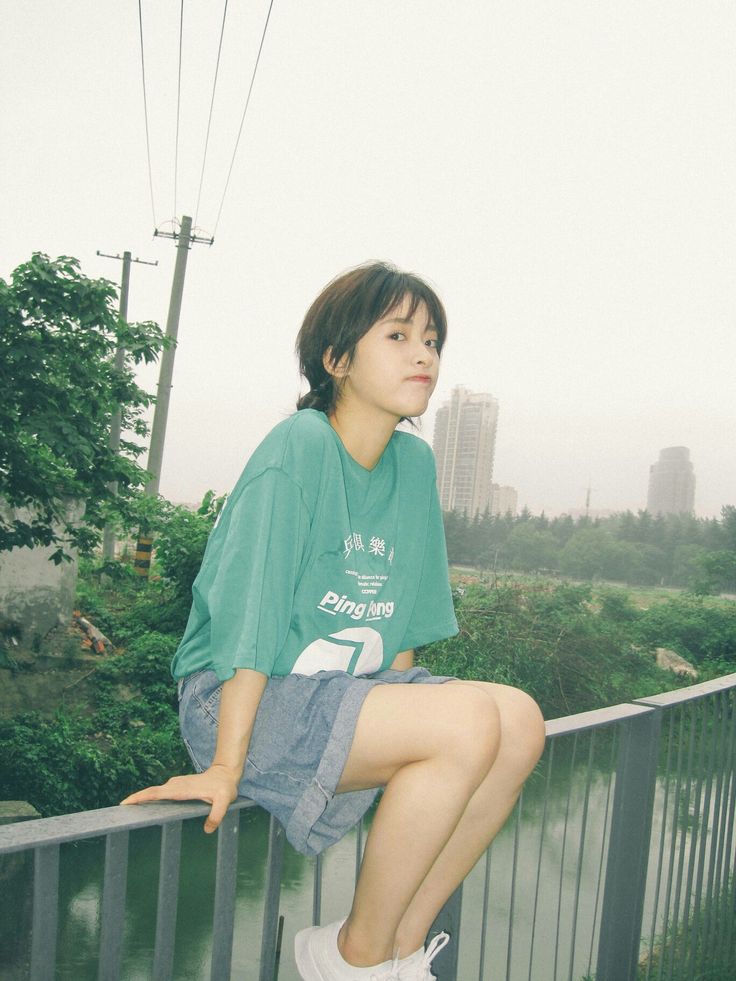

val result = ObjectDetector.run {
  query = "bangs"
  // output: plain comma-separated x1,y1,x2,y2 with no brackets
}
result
367,269,447,353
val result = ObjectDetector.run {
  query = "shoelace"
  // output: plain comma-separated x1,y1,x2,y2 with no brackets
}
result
368,931,450,981
413,932,450,980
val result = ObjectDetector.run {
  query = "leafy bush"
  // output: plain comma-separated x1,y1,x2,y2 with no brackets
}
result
0,707,188,816
95,631,179,725
418,581,677,719
632,596,736,664
1,580,191,815
74,491,223,647
154,491,224,603
598,588,640,623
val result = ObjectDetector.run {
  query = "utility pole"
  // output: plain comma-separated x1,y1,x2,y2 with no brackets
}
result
135,215,213,576
96,249,158,561
144,216,213,495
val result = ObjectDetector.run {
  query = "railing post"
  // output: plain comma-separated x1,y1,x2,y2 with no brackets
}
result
596,706,661,981
152,821,183,981
98,831,129,981
259,816,286,981
428,884,463,981
210,809,240,980
31,844,59,981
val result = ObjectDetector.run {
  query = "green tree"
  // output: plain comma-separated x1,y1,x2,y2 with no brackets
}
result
560,527,610,579
443,510,475,565
720,505,736,549
0,253,167,561
671,543,708,587
692,550,736,595
616,510,639,542
597,539,644,584
504,523,558,572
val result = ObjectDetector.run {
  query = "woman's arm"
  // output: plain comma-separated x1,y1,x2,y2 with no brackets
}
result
121,668,268,833
390,649,414,671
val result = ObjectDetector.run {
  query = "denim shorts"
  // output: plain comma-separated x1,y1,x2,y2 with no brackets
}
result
177,666,452,857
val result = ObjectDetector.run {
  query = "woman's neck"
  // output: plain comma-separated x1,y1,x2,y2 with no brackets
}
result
327,402,399,471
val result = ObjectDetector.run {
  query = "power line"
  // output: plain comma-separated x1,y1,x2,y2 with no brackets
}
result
194,0,230,231
212,0,275,239
137,0,158,231
174,0,185,221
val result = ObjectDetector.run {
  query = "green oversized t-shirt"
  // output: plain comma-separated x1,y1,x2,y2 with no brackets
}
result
171,409,458,682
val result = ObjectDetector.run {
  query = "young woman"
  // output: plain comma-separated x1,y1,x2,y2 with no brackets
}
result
123,263,546,981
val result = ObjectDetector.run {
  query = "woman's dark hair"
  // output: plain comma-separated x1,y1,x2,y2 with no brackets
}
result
296,261,447,413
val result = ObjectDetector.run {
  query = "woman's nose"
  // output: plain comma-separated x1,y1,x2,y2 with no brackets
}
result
412,340,430,364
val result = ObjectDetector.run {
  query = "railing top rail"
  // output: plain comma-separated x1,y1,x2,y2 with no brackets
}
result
544,701,655,738
635,670,736,707
0,797,256,856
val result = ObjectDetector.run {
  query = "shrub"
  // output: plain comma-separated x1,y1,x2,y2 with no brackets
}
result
0,708,189,816
418,581,677,719
633,597,736,664
154,491,224,604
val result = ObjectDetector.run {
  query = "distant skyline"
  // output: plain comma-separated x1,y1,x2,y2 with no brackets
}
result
3,2,735,518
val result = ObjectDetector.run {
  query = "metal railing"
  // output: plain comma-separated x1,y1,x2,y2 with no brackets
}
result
1,672,734,981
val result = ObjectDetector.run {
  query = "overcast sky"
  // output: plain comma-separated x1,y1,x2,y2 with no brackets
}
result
3,1,735,517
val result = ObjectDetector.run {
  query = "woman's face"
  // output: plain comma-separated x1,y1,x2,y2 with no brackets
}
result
331,294,441,423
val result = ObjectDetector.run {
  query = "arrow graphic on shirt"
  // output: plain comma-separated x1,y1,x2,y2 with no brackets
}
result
291,627,384,676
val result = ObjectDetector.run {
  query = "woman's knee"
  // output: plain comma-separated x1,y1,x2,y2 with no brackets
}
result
439,685,501,778
461,682,546,773
499,686,546,771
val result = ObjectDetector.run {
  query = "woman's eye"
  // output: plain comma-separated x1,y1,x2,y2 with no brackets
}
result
425,338,439,349
389,331,405,340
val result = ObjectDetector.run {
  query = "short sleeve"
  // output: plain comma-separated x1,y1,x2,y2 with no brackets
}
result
205,468,310,680
398,481,458,651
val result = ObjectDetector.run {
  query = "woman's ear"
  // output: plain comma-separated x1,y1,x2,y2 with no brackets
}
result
323,347,349,379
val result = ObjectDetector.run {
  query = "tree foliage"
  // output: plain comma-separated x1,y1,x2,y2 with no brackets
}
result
443,506,736,593
0,253,167,560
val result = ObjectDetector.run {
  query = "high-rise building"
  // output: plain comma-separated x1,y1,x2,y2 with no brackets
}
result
432,386,499,515
491,483,518,517
646,446,696,515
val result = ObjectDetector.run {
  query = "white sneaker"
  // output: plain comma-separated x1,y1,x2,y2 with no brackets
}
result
294,919,401,981
397,933,450,981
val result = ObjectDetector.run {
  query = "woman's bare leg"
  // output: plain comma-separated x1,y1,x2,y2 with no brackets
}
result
332,682,544,967
393,682,545,955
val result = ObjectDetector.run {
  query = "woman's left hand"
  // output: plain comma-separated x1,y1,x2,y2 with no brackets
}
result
120,765,240,833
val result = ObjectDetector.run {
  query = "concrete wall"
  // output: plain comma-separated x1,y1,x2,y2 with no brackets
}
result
0,502,83,641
